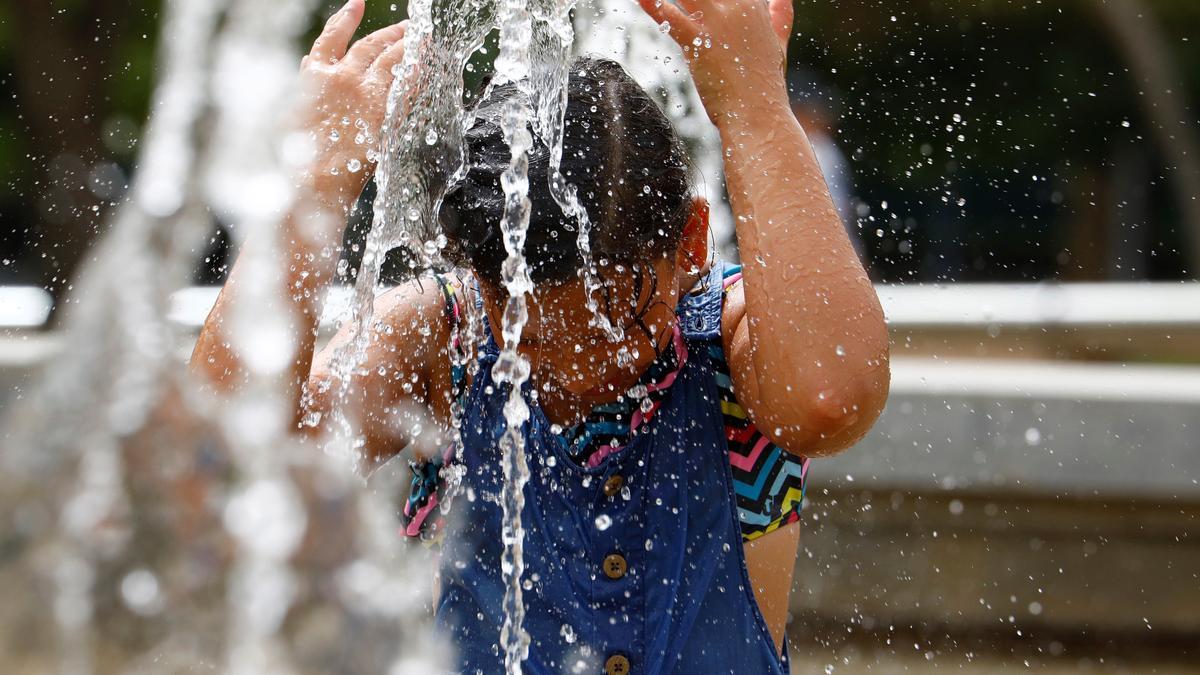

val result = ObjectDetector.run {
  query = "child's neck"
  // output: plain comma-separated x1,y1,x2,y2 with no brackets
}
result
532,320,678,429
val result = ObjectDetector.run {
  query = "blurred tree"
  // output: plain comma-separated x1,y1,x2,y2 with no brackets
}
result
3,0,159,294
0,0,1197,294
0,0,408,297
1089,0,1200,271
787,0,1199,282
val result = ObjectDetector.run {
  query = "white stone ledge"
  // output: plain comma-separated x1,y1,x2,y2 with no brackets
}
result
876,281,1200,328
889,356,1200,404
7,281,1200,331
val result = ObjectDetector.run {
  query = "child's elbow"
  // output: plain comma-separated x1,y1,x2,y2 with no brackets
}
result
789,356,891,457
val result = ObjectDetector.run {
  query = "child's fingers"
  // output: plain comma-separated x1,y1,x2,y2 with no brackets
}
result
309,0,366,64
767,0,793,48
634,0,701,47
344,21,407,71
370,23,410,77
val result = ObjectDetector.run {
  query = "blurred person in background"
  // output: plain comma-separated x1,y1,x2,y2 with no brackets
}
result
787,70,865,263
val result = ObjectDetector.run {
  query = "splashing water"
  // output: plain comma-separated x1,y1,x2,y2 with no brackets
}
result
325,0,495,470
574,0,732,255
535,0,627,344
0,0,720,672
1,0,230,670
325,0,720,671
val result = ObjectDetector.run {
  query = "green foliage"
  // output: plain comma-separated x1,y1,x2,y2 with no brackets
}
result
0,0,1196,283
786,0,1197,280
0,4,11,48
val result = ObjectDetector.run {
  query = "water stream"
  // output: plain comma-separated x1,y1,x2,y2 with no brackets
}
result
333,0,586,669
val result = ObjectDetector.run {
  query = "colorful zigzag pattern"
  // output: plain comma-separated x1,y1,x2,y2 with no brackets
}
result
709,341,809,541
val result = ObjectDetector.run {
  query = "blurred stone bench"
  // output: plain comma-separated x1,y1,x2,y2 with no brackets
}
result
796,356,1200,643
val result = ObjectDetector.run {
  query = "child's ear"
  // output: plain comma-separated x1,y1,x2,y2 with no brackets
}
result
676,196,710,285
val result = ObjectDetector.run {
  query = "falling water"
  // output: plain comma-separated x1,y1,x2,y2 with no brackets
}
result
1,0,446,673
324,0,494,469
490,0,538,659
534,0,628,346
335,0,584,669
1,0,228,670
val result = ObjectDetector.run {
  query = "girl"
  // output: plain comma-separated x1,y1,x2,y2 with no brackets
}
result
193,0,889,672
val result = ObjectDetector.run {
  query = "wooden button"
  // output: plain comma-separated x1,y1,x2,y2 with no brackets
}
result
604,653,631,675
602,553,627,580
603,474,624,497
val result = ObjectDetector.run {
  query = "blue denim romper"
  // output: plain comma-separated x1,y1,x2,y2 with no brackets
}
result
435,266,789,674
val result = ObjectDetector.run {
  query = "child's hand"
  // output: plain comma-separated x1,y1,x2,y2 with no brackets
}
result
294,0,408,206
635,0,792,124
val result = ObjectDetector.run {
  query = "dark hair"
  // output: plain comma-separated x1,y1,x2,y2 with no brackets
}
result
441,57,692,288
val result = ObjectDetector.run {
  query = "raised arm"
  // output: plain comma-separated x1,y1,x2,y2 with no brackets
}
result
190,2,438,464
637,0,890,456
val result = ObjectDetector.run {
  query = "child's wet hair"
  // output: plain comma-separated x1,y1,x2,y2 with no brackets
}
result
440,57,693,289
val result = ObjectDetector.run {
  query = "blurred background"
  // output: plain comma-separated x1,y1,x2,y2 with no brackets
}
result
1,0,1198,672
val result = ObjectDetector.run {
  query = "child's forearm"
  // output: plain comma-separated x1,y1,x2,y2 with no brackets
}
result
189,0,409,426
718,100,890,452
189,184,349,427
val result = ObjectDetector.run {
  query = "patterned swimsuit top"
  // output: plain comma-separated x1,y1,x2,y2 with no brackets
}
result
402,264,810,542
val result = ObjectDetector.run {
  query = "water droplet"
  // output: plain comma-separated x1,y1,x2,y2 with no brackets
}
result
616,346,634,368
120,569,163,616
425,129,439,145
